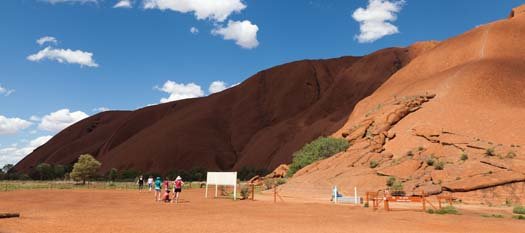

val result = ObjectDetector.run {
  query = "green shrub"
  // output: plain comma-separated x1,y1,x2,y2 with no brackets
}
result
426,158,435,166
406,150,414,157
390,180,404,196
36,163,54,180
369,160,379,168
363,202,369,208
240,186,250,200
513,215,525,220
287,137,349,176
417,146,425,152
275,178,287,186
481,214,504,218
386,176,396,187
506,151,517,159
485,147,496,156
434,161,445,170
460,152,468,161
427,206,459,215
513,206,525,214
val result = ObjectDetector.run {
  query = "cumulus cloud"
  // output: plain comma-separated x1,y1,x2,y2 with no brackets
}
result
190,26,199,34
0,84,15,96
208,80,237,94
38,109,89,133
155,81,205,103
42,0,98,4
143,0,246,22
209,81,227,94
36,36,58,46
27,46,99,68
352,0,405,43
0,115,32,135
212,20,259,49
114,0,132,8
0,135,52,166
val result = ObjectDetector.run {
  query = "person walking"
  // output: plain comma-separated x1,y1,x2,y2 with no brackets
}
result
154,177,162,201
172,176,184,203
137,175,144,192
147,176,154,192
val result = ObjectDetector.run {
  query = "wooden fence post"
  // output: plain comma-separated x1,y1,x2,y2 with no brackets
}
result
273,183,279,203
251,184,255,201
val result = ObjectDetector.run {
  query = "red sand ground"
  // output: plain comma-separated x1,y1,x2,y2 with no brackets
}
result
1,189,523,233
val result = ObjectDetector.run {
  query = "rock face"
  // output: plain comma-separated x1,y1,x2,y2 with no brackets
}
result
281,6,525,204
15,46,429,175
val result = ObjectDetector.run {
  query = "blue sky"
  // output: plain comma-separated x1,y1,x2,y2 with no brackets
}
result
1,0,523,166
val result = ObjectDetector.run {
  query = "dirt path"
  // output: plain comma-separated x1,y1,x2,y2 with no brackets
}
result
0,189,523,233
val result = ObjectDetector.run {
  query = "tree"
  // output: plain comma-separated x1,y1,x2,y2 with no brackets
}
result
70,154,101,184
36,163,54,180
108,168,118,182
2,164,14,173
53,164,66,179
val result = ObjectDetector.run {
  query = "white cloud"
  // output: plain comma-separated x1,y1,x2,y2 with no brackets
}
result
0,115,32,135
209,81,227,94
190,26,199,34
38,109,89,133
155,81,204,103
212,20,259,49
0,136,52,166
27,46,99,68
209,80,237,94
0,84,15,96
29,116,41,122
143,0,246,22
114,0,132,8
42,0,98,4
93,107,110,112
36,36,58,46
352,0,405,43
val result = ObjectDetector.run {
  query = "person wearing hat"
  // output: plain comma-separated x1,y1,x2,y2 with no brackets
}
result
154,177,162,201
172,176,184,203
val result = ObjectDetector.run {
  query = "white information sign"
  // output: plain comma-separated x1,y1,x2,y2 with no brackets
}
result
205,172,238,200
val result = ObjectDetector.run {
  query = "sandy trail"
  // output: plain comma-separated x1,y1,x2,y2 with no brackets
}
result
0,189,523,233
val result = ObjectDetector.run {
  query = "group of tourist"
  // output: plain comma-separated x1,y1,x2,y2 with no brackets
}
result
136,175,185,203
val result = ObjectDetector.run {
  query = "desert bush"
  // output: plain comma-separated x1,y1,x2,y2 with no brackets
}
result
460,152,468,161
386,176,396,187
369,160,379,168
513,206,525,214
107,168,118,182
406,150,414,157
485,147,496,156
287,137,349,176
427,206,459,215
506,151,517,159
118,169,140,181
481,214,504,218
390,180,404,196
275,178,287,186
513,215,525,220
426,157,435,166
434,161,445,170
240,186,250,200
